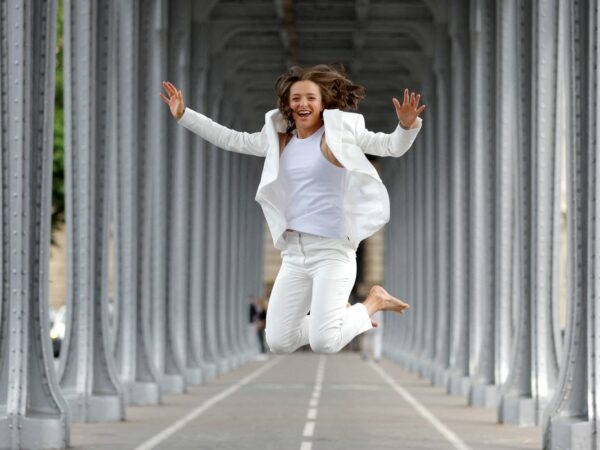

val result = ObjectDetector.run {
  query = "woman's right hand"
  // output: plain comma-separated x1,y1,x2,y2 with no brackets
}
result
160,81,185,120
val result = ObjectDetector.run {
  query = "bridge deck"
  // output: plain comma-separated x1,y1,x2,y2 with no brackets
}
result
71,353,542,450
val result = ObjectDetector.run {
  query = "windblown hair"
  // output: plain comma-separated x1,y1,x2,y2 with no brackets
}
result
274,64,366,132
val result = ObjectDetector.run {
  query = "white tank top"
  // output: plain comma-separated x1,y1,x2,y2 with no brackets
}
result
279,127,347,239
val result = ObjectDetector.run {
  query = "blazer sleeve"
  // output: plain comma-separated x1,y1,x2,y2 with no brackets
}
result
354,113,422,158
178,108,267,157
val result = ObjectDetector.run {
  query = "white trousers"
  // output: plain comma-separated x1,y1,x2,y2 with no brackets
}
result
265,231,373,354
362,311,383,360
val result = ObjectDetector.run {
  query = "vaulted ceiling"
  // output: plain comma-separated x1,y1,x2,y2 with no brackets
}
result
196,0,444,131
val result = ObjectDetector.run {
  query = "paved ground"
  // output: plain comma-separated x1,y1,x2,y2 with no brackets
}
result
71,352,542,450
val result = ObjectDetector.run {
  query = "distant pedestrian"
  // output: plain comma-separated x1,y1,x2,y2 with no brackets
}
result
160,64,424,355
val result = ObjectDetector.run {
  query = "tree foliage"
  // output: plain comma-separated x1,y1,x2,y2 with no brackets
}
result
52,0,64,242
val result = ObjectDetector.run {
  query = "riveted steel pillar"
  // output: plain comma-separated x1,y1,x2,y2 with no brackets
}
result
493,0,520,406
498,0,536,427
528,0,562,423
431,22,452,389
204,123,230,374
405,147,418,368
143,0,187,395
59,0,124,422
467,0,498,408
544,0,599,447
217,98,241,369
420,69,437,380
165,0,199,386
384,162,405,363
591,3,600,446
217,134,237,369
226,116,249,364
112,0,161,406
204,63,235,374
0,0,70,447
228,149,245,362
187,22,217,381
408,111,425,374
499,0,561,427
383,156,412,364
447,1,472,397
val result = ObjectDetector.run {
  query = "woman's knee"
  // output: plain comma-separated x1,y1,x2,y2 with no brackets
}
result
309,331,342,355
265,328,298,354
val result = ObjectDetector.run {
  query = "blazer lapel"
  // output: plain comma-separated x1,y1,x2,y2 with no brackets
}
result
258,109,285,189
323,109,380,179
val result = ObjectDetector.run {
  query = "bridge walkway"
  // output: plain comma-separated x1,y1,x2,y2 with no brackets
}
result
70,353,541,450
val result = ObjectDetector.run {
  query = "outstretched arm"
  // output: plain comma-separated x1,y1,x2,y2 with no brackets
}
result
356,89,425,158
159,81,266,157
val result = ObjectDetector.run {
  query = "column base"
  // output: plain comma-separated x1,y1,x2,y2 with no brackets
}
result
0,414,69,449
159,373,186,394
126,381,161,406
469,382,499,407
432,366,450,388
448,374,471,397
66,393,124,422
498,394,535,426
550,417,592,450
217,358,232,375
202,362,218,381
184,367,204,385
418,360,433,380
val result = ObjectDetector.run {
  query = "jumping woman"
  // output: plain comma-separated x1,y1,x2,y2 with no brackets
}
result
160,64,425,355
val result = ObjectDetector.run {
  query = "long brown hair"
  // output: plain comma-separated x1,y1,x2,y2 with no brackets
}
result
274,64,366,132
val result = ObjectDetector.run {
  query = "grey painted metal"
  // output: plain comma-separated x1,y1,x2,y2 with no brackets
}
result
166,0,197,386
217,144,237,369
431,22,452,389
420,71,437,381
221,101,242,368
0,0,70,447
204,139,229,374
501,0,562,427
447,2,472,397
112,0,161,406
60,0,124,423
493,0,519,404
544,1,599,447
528,0,562,424
467,0,498,408
189,21,218,381
498,0,537,427
145,0,187,395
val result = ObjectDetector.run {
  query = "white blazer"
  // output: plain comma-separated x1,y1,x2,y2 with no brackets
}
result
178,107,422,250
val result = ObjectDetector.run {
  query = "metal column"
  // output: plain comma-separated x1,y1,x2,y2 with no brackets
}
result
447,2,472,397
59,0,124,423
0,0,70,447
112,0,161,406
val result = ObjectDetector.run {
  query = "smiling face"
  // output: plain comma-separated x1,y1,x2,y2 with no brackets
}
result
289,80,324,138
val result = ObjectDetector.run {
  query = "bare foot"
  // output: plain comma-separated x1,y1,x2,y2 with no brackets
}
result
363,285,410,317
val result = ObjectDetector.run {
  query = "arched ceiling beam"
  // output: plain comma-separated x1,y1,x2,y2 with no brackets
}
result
209,19,432,53
192,0,221,22
422,0,448,23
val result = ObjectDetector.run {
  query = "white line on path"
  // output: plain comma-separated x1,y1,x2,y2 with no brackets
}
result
369,362,473,450
303,421,316,437
134,357,283,450
300,355,327,450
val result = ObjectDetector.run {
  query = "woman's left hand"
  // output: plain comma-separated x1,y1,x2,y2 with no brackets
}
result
393,89,426,129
